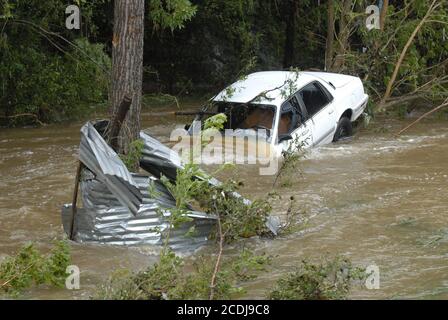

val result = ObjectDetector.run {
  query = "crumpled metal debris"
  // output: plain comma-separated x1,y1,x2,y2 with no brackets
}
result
61,120,280,249
79,121,142,215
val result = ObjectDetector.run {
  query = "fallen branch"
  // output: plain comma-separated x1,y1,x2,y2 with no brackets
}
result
0,263,35,289
395,99,448,136
379,0,440,109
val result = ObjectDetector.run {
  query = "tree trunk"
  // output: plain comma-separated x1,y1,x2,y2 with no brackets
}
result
332,0,352,71
110,0,145,155
325,0,335,71
282,0,298,69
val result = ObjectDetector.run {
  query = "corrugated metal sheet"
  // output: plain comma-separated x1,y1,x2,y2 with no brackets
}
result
61,120,279,249
61,172,216,249
79,122,142,215
139,131,183,181
62,121,218,249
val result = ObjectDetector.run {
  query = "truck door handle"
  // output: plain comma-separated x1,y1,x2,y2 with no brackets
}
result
328,109,334,115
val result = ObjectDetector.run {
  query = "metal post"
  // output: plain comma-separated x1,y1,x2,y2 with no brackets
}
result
70,162,83,240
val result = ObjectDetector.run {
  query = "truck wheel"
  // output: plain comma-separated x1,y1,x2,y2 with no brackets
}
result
333,117,353,142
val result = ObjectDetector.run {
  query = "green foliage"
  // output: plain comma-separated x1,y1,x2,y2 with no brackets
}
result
196,179,272,241
154,164,206,246
172,249,270,299
157,163,272,242
97,161,362,301
0,35,110,126
0,240,71,297
149,0,197,32
128,163,272,300
203,113,227,131
0,0,13,18
41,240,72,287
201,112,227,148
2,0,447,122
161,166,200,212
143,0,447,112
0,1,110,126
94,248,270,300
274,134,307,188
94,250,185,300
120,139,145,171
267,256,365,300
343,0,448,107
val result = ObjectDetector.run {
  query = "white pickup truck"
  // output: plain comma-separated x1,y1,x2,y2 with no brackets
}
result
189,71,369,153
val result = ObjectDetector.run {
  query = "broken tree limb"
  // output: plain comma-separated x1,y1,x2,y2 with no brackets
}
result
379,0,439,109
70,161,84,240
107,95,132,152
395,99,448,137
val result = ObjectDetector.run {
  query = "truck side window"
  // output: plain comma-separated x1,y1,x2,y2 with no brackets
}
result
279,96,302,135
299,82,330,118
290,96,305,125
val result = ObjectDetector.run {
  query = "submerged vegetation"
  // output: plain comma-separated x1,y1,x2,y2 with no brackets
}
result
268,256,365,300
95,249,271,300
96,161,275,300
94,163,363,300
0,240,71,297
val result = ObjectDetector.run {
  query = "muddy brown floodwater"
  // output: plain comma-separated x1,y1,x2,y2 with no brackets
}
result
1,104,447,300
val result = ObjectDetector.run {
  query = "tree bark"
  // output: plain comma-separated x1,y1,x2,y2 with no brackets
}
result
108,95,132,152
325,0,335,71
110,0,145,155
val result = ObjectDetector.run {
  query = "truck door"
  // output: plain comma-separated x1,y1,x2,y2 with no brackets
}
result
278,95,312,151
